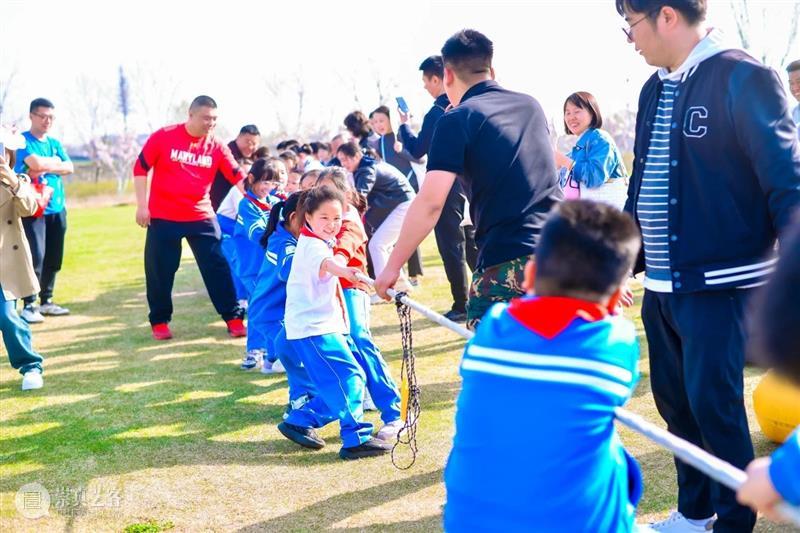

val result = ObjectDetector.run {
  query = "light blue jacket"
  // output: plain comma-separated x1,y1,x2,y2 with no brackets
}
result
566,128,627,189
770,429,800,505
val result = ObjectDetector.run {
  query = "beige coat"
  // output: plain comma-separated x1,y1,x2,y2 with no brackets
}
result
0,163,39,301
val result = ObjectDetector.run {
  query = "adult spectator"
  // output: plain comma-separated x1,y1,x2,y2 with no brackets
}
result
14,97,74,324
370,105,425,285
375,30,562,329
617,1,800,530
1,128,45,390
337,142,415,294
344,111,380,153
788,60,800,138
326,134,348,167
554,91,628,210
397,55,479,322
133,95,247,341
209,124,260,211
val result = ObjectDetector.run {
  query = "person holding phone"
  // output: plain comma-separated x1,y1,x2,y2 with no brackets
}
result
0,127,45,390
397,55,478,322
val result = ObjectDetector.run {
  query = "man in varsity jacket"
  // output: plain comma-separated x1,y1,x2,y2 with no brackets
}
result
617,1,800,531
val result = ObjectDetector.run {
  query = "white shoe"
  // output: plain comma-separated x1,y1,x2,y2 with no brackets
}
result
39,302,70,316
238,299,248,311
375,419,404,441
20,306,45,324
261,358,286,374
22,369,43,390
648,511,715,532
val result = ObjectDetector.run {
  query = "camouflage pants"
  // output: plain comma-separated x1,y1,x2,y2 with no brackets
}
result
466,255,530,330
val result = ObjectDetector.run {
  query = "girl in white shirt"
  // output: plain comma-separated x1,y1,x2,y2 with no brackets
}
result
279,186,394,460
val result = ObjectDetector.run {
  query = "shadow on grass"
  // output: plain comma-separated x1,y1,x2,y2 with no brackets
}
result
236,468,443,532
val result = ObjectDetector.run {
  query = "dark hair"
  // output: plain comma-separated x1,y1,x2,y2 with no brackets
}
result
615,0,707,26
239,124,260,136
29,98,54,113
371,105,391,120
295,143,313,156
261,191,305,248
419,55,444,79
787,60,800,74
276,139,299,151
336,141,361,159
311,141,331,155
535,200,640,300
343,111,373,140
563,91,603,135
441,29,493,79
302,184,346,220
249,157,283,185
189,95,217,111
253,146,271,159
318,166,367,215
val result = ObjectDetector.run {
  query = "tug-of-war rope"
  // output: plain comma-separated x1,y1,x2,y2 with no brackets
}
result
356,273,800,526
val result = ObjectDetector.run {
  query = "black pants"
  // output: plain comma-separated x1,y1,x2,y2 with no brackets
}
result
642,289,756,533
144,218,243,325
434,182,478,313
22,210,67,305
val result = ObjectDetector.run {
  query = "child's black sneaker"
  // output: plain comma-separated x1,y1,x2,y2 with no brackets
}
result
338,437,393,460
277,422,325,450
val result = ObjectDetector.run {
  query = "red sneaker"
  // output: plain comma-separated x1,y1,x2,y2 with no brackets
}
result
226,318,247,338
151,323,173,340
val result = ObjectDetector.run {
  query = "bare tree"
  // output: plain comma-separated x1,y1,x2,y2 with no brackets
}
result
128,63,181,132
730,0,800,67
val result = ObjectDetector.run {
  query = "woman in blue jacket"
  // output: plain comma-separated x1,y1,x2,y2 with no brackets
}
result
554,91,628,210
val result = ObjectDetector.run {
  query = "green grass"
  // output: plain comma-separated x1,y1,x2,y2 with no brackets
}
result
0,205,794,532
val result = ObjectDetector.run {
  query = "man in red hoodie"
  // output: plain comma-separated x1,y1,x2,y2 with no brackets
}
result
133,95,247,340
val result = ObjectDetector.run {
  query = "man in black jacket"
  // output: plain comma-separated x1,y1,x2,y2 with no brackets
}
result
398,55,478,322
209,124,260,211
618,1,800,531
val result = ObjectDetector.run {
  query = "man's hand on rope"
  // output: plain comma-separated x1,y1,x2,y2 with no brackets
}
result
374,267,400,301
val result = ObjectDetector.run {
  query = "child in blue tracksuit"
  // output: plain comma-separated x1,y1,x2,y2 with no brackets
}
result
277,185,393,460
245,193,315,406
315,167,403,441
444,200,644,532
216,174,247,302
232,158,281,299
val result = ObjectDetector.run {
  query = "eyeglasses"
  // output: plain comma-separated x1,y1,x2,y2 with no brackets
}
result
621,7,661,40
32,112,55,121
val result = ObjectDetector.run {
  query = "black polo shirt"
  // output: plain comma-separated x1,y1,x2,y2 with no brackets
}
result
427,80,562,269
209,140,244,212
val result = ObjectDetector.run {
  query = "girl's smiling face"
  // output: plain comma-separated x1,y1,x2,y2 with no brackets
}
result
250,178,272,199
564,101,592,136
305,199,343,240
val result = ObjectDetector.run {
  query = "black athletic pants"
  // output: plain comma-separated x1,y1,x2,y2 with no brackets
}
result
434,182,477,313
642,289,756,533
144,218,243,325
22,209,67,305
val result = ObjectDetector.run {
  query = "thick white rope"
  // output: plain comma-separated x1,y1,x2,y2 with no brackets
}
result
359,273,800,525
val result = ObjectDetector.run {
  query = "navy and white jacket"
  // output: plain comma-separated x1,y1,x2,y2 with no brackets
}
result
625,30,800,292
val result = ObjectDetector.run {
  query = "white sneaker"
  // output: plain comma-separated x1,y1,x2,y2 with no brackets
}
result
20,305,44,324
648,511,715,532
21,369,43,390
39,302,70,316
238,299,248,311
375,419,404,441
241,350,262,370
261,358,286,374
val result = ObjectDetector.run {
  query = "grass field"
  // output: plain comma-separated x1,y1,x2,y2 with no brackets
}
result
0,204,795,532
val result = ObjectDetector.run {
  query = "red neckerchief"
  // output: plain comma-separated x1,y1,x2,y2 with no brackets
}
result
245,192,272,212
300,225,349,329
506,296,609,340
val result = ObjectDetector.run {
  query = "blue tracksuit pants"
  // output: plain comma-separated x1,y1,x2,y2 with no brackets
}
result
272,324,316,402
286,333,373,448
343,288,401,423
